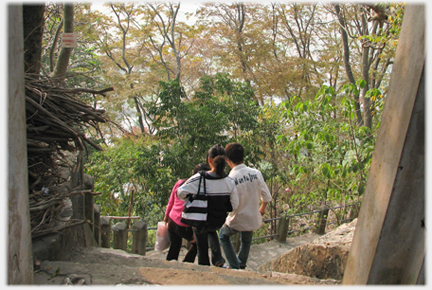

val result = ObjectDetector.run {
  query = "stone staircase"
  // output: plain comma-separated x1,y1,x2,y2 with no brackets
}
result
33,232,340,285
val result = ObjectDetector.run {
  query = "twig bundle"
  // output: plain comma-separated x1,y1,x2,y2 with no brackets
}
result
25,74,111,152
25,74,114,238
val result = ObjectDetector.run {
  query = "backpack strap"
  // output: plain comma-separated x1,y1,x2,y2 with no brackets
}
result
197,170,206,195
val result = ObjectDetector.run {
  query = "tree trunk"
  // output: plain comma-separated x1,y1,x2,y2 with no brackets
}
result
334,4,363,126
9,5,34,284
52,3,74,85
133,96,146,134
361,12,373,130
23,4,45,75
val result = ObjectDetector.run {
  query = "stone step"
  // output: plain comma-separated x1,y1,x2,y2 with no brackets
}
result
33,247,338,285
33,233,340,286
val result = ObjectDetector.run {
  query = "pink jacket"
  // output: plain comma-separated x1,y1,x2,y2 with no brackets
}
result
165,179,190,227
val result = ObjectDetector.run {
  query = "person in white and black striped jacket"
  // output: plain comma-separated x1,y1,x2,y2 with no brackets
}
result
177,145,239,266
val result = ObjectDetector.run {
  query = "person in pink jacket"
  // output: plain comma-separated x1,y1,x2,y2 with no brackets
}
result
164,163,210,262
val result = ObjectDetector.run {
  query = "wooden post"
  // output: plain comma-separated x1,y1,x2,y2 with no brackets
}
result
84,174,95,232
71,151,85,220
132,221,147,255
315,205,330,235
101,217,111,248
343,5,425,284
93,204,101,246
84,192,94,231
348,203,360,222
112,222,128,251
8,5,34,284
126,190,135,229
277,215,289,242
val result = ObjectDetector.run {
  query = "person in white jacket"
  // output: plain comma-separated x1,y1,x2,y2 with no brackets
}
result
178,145,239,266
219,143,272,269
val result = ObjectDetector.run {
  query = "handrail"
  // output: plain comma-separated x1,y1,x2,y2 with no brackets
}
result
104,216,141,220
261,206,349,224
99,201,360,254
254,202,359,241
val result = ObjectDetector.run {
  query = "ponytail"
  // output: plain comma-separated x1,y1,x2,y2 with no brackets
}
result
213,156,226,177
207,145,227,177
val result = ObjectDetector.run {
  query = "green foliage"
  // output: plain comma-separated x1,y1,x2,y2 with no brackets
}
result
85,78,383,238
41,2,403,246
147,73,260,179
276,83,382,213
86,73,263,225
85,136,176,226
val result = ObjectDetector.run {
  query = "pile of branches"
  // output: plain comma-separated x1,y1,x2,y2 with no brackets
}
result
25,73,116,238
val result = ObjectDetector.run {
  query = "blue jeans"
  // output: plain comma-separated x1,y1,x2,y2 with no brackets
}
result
219,224,253,269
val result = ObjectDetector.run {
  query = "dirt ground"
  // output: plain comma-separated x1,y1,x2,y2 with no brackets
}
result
33,233,340,286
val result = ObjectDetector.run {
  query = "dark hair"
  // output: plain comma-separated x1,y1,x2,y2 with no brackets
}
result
207,144,226,177
225,143,244,164
193,163,210,175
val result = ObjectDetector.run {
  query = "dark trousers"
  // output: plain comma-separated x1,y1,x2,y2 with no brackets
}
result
166,220,197,263
193,226,225,266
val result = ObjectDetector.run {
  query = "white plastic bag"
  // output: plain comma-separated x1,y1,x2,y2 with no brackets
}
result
154,221,170,251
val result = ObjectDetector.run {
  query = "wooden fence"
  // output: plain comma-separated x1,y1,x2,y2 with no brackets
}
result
229,202,360,252
90,201,360,255
71,152,360,255
75,151,360,256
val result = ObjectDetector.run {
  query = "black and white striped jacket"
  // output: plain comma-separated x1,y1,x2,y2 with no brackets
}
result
177,171,239,229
